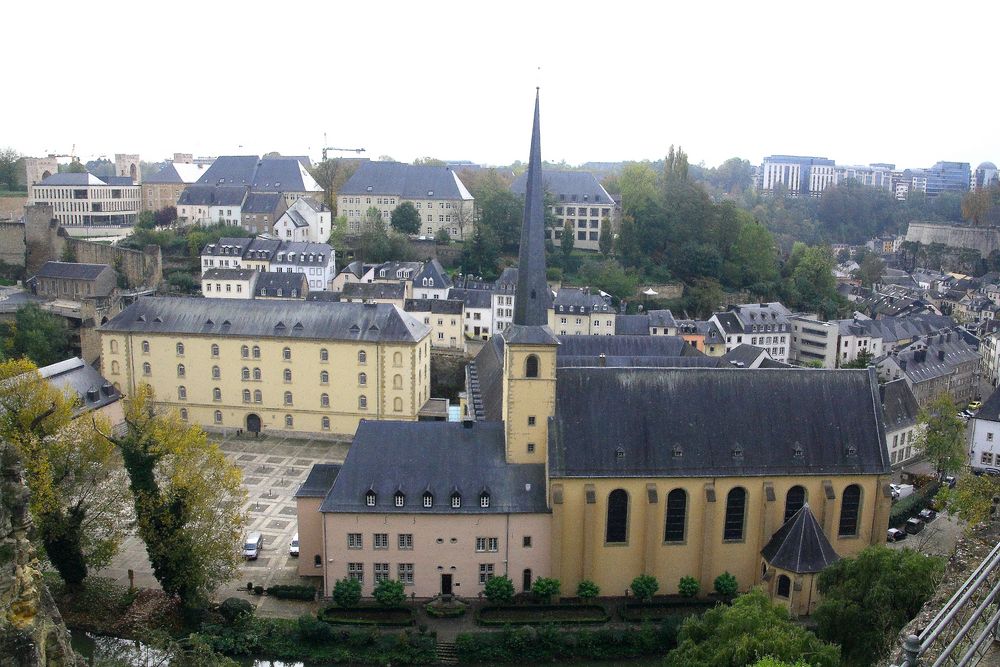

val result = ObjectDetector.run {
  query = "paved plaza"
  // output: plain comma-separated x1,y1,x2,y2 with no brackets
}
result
98,432,350,609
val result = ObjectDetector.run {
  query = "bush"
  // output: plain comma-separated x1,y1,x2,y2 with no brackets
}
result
373,579,406,607
332,577,362,608
531,577,561,603
678,576,700,598
253,585,264,596
484,575,515,604
435,228,451,244
297,613,334,643
266,584,316,601
576,580,600,601
713,572,738,597
219,597,254,624
630,574,659,602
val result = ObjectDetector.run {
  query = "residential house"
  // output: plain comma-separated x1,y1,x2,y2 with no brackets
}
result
38,357,124,427
880,379,922,468
273,197,331,243
142,161,208,213
404,299,465,350
675,320,725,356
337,162,474,239
201,268,258,299
969,388,1000,474
710,302,793,363
341,282,406,308
876,330,980,407
510,170,616,251
449,287,494,340
240,237,282,272
493,268,518,334
31,262,117,300
721,344,775,369
269,242,336,292
255,272,308,299
330,261,371,292
241,193,287,235
200,237,252,273
790,316,839,368
411,260,452,300
29,173,140,227
549,287,615,336
177,184,247,227
99,297,432,437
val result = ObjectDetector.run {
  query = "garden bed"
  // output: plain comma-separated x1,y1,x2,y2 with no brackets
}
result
319,605,415,626
477,604,610,626
620,597,718,621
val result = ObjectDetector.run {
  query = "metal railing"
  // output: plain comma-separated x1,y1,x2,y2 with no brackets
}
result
894,538,1000,666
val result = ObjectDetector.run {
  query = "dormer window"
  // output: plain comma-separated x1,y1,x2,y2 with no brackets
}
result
365,490,376,507
451,493,461,508
423,492,433,508
480,492,490,508
394,492,405,507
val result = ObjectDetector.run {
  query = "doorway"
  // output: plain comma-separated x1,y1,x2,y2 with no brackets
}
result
522,569,532,592
441,574,453,596
246,414,261,434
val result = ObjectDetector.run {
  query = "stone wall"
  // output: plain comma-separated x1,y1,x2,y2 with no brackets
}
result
905,222,1000,255
65,239,162,289
0,222,25,272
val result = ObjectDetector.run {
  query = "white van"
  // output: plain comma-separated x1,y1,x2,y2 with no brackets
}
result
243,532,263,560
289,533,299,557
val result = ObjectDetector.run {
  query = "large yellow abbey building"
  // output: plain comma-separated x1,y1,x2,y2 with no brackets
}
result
297,92,892,615
100,298,432,437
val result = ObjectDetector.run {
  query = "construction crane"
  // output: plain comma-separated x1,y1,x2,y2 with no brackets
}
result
321,133,365,161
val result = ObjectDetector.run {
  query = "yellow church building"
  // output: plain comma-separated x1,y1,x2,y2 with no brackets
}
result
296,91,891,614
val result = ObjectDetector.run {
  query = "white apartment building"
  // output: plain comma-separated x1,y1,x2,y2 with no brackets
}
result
273,197,331,243
201,268,258,298
510,170,616,252
29,173,141,226
270,242,336,292
969,391,1000,475
710,302,793,363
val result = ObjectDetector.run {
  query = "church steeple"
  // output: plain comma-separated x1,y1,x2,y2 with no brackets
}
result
513,89,550,327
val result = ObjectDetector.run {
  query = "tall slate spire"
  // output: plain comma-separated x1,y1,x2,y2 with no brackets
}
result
513,89,550,327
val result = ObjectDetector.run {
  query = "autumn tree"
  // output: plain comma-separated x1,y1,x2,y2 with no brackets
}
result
308,159,360,212
0,359,129,585
917,393,966,477
100,386,246,612
0,304,72,367
936,474,1000,526
390,201,421,235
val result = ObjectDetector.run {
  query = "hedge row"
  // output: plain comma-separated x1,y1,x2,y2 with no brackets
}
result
476,604,610,627
619,598,719,622
198,615,434,664
455,621,681,663
266,584,317,600
889,482,940,527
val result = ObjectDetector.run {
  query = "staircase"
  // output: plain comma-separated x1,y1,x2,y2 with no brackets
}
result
436,640,458,665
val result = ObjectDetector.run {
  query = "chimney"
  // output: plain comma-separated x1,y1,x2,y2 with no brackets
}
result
900,359,907,370
598,353,607,367
938,350,945,361
462,418,475,429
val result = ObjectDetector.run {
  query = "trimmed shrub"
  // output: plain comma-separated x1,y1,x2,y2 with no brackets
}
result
713,572,738,597
630,574,659,602
266,584,316,601
678,576,700,598
332,577,362,608
577,579,600,601
219,597,254,624
253,585,264,596
373,579,406,607
484,575,515,604
297,613,334,643
531,577,561,603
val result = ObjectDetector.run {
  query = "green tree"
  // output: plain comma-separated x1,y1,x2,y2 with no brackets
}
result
814,545,944,665
856,253,885,288
63,161,87,174
484,575,515,604
332,577,362,607
840,349,873,369
560,221,576,272
729,221,779,291
434,227,451,245
713,572,738,597
579,260,637,299
789,245,841,318
0,147,22,190
666,589,839,667
917,393,966,477
685,278,724,319
630,574,659,602
0,359,129,586
478,189,523,251
326,215,349,252
531,577,561,603
460,224,500,280
598,217,613,257
390,201,421,235
358,207,390,261
167,271,197,294
99,386,246,612
1,304,72,367
373,579,406,607
153,206,177,226
576,579,600,601
136,211,156,230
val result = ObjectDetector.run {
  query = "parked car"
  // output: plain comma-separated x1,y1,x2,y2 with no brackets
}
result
243,532,263,560
289,533,299,557
944,475,957,488
904,517,925,535
887,527,907,542
969,401,983,411
890,483,915,500
918,508,937,522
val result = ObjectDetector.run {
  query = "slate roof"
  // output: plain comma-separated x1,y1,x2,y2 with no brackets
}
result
195,155,321,192
713,311,743,335
343,282,406,300
320,421,548,514
725,302,792,331
468,334,505,421
195,156,262,186
404,298,463,315
836,314,955,344
449,287,493,310
885,334,980,384
557,356,721,368
339,162,473,200
722,344,768,368
555,335,699,360
553,287,613,313
412,260,452,290
38,357,120,416
648,310,677,329
760,505,840,574
242,192,285,214
615,314,650,335
105,176,136,186
337,261,368,280
177,184,248,207
245,237,282,260
256,272,307,297
201,237,252,257
549,367,889,478
513,91,550,329
880,379,920,431
510,169,613,205
202,268,256,281
100,297,429,343
145,162,207,184
283,208,310,228
295,464,341,498
272,242,333,266
36,262,111,281
38,173,105,186
977,387,1000,422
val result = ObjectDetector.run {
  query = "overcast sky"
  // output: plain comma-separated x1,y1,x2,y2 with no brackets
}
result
8,1,998,170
